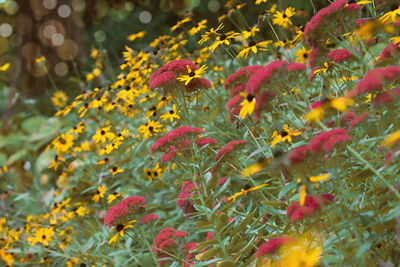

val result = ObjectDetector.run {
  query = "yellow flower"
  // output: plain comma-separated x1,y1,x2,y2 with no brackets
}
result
208,32,239,52
236,40,272,59
92,184,107,202
48,155,65,171
0,62,10,71
299,184,306,206
241,26,260,39
309,173,330,183
177,65,207,86
295,46,311,63
127,31,146,41
313,62,330,76
241,158,270,177
379,6,400,24
171,17,191,32
107,192,122,203
53,133,75,153
28,227,54,246
189,19,207,36
228,184,268,202
92,126,115,143
109,220,137,246
160,104,180,122
76,206,89,216
86,68,101,81
276,234,322,267
304,107,324,122
110,166,124,176
239,93,256,119
255,0,267,5
137,120,163,139
390,36,400,45
330,97,353,112
270,124,302,147
382,130,400,148
199,23,224,45
143,163,163,182
273,7,295,28
51,90,68,108
35,56,46,64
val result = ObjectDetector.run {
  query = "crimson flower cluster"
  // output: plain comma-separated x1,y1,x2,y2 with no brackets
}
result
287,193,335,222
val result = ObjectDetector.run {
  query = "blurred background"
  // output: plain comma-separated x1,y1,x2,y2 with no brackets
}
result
0,0,331,123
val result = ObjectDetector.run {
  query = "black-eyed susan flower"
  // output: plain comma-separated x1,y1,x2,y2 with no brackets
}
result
295,46,311,63
75,206,89,216
110,166,124,176
107,192,122,203
97,157,109,165
92,184,107,202
48,155,65,171
51,90,68,108
92,126,116,143
228,184,268,202
143,163,163,182
313,62,331,76
109,220,137,246
270,124,302,147
239,93,256,119
127,31,146,41
137,120,163,139
53,133,75,153
27,227,54,246
177,65,207,85
189,19,207,36
241,26,260,39
208,32,239,52
379,5,400,24
157,95,172,109
273,7,295,28
198,23,224,45
160,104,180,122
170,17,191,32
236,40,272,59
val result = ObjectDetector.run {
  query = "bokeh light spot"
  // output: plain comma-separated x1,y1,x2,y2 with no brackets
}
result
139,11,152,24
54,61,68,76
0,23,13,38
58,4,71,18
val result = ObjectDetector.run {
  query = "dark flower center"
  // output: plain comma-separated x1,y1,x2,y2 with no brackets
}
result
246,94,255,102
116,224,124,232
188,71,196,77
96,190,100,194
80,264,87,267
100,130,105,135
303,53,309,58
59,137,66,144
280,130,289,137
149,126,154,132
153,171,158,177
249,41,256,47
161,96,167,101
243,184,251,191
149,106,156,111
282,14,287,18
112,167,117,172
147,171,152,176
169,110,174,114
219,34,227,40
42,235,46,240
